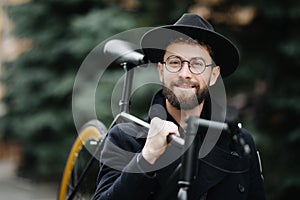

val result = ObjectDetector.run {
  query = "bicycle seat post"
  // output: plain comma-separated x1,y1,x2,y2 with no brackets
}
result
119,62,134,113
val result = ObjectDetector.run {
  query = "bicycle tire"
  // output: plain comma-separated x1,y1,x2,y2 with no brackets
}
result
58,119,107,200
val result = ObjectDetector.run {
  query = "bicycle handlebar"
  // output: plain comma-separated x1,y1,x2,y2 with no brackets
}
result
116,112,229,148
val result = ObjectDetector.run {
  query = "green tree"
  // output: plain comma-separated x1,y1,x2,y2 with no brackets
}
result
1,0,136,180
248,1,300,199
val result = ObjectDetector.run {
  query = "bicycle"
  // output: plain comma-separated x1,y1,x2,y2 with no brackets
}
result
58,39,250,200
58,39,156,200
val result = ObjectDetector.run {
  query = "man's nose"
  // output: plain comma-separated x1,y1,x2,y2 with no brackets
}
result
178,62,192,78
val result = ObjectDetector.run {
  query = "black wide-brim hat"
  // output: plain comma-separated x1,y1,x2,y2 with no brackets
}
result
141,13,240,77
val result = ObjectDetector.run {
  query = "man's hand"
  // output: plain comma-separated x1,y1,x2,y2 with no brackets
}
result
142,117,179,164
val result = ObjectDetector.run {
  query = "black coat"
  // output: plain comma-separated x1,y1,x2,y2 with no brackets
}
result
93,91,266,200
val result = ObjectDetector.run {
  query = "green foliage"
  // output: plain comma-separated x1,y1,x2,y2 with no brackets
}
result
1,0,136,181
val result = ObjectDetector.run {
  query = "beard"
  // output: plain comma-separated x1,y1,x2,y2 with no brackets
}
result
162,79,209,110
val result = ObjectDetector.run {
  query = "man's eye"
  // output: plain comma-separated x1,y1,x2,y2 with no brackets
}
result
193,62,204,67
169,60,180,65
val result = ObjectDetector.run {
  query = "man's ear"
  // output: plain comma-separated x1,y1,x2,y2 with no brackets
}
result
157,62,164,82
209,66,221,86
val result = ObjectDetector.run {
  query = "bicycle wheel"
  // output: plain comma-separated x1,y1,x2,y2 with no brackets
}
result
58,120,107,200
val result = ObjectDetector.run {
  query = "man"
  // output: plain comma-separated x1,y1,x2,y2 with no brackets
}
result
93,13,266,200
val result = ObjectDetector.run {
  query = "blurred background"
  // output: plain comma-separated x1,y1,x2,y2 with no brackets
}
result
0,0,299,199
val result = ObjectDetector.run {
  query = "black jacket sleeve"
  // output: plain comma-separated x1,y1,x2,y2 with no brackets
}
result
93,123,159,200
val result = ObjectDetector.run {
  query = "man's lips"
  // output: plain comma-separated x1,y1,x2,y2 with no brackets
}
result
174,83,196,89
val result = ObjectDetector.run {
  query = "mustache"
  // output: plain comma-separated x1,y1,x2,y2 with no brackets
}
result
170,79,199,88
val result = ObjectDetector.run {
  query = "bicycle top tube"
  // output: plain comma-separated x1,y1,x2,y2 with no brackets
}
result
113,112,229,148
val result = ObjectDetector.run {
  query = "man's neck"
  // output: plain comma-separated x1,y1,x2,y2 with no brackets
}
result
166,100,204,127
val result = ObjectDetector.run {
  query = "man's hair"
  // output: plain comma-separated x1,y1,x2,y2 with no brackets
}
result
167,37,215,62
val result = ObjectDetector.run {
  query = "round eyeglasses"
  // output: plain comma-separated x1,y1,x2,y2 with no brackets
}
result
162,55,215,75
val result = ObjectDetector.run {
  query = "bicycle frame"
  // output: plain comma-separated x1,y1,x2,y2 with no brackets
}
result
64,62,138,200
119,63,134,114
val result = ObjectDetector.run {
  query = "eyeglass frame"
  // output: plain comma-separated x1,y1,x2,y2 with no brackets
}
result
161,55,216,75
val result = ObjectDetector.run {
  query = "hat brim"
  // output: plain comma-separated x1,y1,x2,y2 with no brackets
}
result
141,25,239,77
